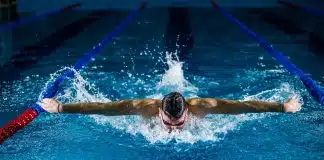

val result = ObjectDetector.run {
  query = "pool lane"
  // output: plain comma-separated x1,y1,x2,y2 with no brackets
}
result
0,3,82,33
0,4,147,143
0,11,116,82
165,7,194,60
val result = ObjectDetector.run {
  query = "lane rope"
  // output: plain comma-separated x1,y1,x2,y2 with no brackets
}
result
278,0,324,16
0,2,147,144
210,0,324,105
0,3,82,32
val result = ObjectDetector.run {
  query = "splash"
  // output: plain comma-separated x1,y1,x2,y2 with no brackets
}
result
0,74,46,112
57,70,110,103
90,66,304,144
37,50,303,144
88,51,262,144
155,51,198,98
239,69,303,103
91,113,265,144
40,67,110,103
242,83,302,102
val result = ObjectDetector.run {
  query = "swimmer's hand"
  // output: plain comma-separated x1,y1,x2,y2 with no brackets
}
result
37,98,63,113
283,95,302,113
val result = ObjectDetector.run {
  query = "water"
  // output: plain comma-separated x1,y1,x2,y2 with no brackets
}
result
1,8,324,159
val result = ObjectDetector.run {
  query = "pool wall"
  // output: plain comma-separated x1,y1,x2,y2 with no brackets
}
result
16,0,319,12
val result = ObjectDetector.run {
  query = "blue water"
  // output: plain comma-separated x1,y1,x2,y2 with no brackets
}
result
1,8,324,159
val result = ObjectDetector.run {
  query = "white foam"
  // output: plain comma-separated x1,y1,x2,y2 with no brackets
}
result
43,67,110,103
91,113,265,144
241,70,303,103
155,51,198,98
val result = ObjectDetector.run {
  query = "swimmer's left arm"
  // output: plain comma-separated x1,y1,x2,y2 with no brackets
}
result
38,98,161,117
187,96,301,115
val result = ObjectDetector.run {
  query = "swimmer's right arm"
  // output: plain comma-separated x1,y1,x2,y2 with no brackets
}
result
37,98,161,117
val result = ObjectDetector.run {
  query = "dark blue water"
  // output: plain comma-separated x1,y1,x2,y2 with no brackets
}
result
1,8,323,159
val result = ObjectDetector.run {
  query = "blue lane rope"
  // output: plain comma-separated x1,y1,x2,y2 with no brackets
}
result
0,3,82,32
278,0,324,16
210,0,324,105
39,2,147,108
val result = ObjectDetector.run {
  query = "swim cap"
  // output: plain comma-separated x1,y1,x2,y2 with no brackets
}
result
162,92,186,118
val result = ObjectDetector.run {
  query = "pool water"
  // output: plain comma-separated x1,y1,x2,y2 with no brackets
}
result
1,8,324,159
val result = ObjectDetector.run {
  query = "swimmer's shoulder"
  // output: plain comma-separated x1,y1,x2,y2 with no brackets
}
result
131,99,161,108
132,99,161,118
109,99,161,108
186,98,218,107
186,98,218,116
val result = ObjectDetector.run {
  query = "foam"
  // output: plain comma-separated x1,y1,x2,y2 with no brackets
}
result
155,51,198,98
54,67,111,103
91,112,267,144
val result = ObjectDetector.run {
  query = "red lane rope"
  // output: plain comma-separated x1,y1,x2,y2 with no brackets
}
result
0,108,38,144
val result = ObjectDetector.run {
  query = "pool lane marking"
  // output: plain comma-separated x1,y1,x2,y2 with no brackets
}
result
0,2,82,32
0,2,148,144
210,0,324,106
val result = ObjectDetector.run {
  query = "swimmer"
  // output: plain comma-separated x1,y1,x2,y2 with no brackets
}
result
38,92,302,131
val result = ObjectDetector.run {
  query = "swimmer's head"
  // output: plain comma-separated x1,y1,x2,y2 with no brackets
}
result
159,92,188,130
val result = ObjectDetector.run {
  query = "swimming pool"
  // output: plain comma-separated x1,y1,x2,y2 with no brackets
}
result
1,7,323,159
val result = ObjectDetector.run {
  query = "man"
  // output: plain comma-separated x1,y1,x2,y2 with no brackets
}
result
38,92,302,131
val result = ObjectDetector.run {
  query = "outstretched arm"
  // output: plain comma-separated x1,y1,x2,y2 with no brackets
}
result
37,98,161,117
187,96,301,115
